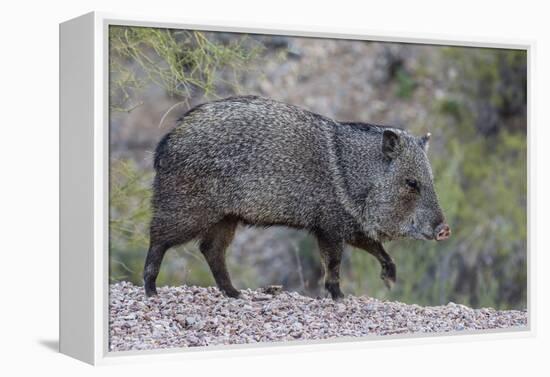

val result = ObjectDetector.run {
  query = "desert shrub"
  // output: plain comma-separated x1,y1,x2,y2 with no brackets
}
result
109,26,264,112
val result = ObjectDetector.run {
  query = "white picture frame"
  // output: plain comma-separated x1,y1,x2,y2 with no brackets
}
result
59,11,534,365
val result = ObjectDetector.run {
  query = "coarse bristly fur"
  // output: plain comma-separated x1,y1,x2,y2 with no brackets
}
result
144,95,450,300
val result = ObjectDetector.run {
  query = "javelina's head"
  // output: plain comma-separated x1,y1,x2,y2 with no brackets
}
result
368,130,451,242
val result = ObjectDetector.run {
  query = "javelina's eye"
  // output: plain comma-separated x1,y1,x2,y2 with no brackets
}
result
405,179,419,192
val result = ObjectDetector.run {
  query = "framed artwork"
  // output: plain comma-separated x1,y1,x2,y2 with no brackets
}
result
60,12,531,364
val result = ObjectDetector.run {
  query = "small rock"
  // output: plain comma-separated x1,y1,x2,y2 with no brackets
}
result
253,294,273,301
264,285,283,295
336,303,347,314
174,314,185,325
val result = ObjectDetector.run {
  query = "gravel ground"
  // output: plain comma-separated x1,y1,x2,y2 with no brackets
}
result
109,281,527,352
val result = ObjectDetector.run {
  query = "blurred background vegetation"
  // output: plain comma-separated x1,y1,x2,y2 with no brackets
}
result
109,26,527,310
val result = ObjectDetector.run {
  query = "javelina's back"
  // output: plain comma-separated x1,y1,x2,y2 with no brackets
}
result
153,95,345,229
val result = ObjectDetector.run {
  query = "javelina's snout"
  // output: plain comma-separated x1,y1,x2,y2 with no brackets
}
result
434,223,451,241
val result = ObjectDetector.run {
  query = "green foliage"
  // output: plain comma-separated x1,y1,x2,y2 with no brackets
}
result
441,47,527,126
109,160,152,282
395,68,416,99
439,99,462,122
109,26,264,112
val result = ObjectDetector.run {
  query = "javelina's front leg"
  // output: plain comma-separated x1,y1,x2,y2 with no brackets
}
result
315,232,345,300
350,236,396,289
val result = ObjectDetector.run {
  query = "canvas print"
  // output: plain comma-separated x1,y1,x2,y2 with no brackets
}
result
108,25,527,352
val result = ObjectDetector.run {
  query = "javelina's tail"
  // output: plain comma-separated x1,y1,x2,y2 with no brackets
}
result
154,102,207,171
153,132,171,171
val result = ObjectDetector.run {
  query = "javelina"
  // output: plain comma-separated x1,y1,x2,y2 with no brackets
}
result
144,96,450,300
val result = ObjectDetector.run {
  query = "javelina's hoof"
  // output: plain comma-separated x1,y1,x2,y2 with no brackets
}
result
323,290,344,301
222,288,241,299
331,292,345,301
381,262,396,289
325,282,345,301
144,285,157,297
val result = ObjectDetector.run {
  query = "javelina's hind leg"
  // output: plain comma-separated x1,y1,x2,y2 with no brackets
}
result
315,232,345,301
350,236,396,289
199,217,240,298
143,242,171,297
144,214,201,297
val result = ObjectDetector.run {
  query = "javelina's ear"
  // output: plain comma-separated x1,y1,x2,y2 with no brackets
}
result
382,130,400,159
419,132,431,152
